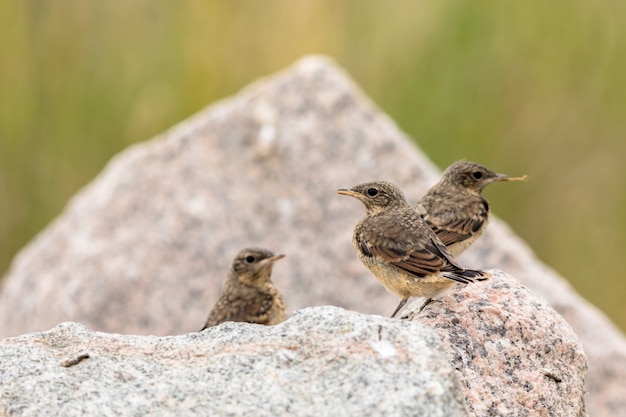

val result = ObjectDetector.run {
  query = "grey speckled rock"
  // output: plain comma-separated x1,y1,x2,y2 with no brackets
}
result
0,307,468,417
0,55,623,416
406,270,587,417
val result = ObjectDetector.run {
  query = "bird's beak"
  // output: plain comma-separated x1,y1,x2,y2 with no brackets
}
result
268,253,286,263
256,253,285,270
492,173,528,183
337,188,362,199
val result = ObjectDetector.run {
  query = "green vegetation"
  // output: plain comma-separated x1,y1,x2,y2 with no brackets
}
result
1,1,625,330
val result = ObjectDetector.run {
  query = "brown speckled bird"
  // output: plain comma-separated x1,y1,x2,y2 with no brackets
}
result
416,161,527,256
338,181,490,317
201,248,286,330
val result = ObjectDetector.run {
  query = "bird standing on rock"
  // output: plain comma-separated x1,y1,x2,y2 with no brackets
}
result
201,247,286,330
416,161,527,256
338,181,491,317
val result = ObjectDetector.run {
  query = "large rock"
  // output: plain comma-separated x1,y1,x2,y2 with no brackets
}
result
0,309,467,417
0,271,586,416
407,270,587,417
0,55,623,415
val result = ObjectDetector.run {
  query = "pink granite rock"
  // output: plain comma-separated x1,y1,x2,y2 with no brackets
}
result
0,55,623,416
407,270,587,417
0,292,584,416
461,221,626,416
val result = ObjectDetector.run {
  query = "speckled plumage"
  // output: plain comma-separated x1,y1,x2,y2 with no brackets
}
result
416,161,527,256
338,181,490,317
201,248,286,330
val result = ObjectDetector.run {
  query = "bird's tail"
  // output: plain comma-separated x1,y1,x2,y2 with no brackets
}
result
441,269,490,284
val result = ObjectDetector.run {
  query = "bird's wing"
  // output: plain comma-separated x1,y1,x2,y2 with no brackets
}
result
425,218,475,247
358,213,462,278
201,289,275,329
420,199,489,247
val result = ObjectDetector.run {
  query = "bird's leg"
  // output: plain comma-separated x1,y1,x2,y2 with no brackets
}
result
400,298,434,320
390,298,408,318
417,298,433,313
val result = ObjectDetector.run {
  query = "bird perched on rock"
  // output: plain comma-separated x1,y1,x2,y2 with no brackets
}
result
201,247,286,330
416,161,527,256
338,181,490,317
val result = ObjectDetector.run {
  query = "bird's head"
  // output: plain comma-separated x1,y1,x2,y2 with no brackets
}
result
441,161,527,194
337,181,409,215
230,247,285,286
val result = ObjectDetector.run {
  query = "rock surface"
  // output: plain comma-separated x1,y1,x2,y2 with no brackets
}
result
407,270,587,417
0,308,467,417
0,271,587,417
0,55,623,415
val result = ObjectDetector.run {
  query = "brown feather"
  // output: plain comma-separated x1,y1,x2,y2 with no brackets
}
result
201,248,286,330
338,181,489,310
417,161,525,256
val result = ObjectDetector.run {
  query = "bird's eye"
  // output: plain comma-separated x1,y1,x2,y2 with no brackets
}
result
472,171,483,180
367,188,379,197
245,255,255,263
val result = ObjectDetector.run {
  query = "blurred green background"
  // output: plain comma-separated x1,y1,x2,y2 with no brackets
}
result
1,1,624,330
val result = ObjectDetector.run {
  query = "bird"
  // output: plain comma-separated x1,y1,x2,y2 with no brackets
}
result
338,181,490,317
200,247,286,330
416,161,527,256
